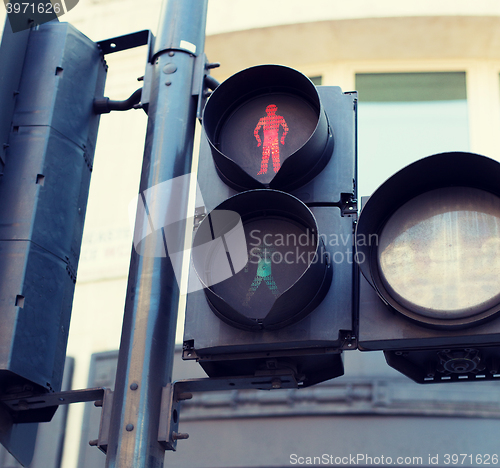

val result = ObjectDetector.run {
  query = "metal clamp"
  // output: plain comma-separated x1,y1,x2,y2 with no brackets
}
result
88,388,114,454
158,372,299,451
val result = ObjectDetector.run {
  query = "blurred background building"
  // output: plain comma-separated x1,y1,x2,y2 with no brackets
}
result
2,1,500,467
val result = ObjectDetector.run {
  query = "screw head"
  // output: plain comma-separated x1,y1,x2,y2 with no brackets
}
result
271,378,282,389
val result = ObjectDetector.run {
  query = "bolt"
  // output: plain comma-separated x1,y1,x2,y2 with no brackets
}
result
172,432,189,440
130,382,139,391
177,392,193,401
205,62,220,70
271,378,282,389
165,81,172,86
168,51,175,57
163,63,177,74
126,424,134,432
18,400,29,410
89,439,98,446
94,400,103,408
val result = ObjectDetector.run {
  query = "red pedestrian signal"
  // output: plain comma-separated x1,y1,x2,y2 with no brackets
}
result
202,65,334,192
184,65,357,388
254,104,289,175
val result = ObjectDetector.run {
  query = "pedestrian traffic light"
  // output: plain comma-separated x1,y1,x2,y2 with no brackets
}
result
0,21,106,464
183,65,357,388
356,151,500,383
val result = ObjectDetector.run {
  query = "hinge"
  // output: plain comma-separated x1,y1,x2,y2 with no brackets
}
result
193,206,207,231
340,193,357,217
83,145,93,172
65,257,77,284
339,330,357,350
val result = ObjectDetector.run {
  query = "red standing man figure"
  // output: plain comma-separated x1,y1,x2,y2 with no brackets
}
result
254,104,289,175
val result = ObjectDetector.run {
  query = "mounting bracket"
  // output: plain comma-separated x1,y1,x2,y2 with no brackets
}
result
158,371,299,451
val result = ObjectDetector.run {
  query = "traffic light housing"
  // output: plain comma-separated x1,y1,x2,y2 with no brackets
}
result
357,151,500,383
0,21,106,464
183,65,357,388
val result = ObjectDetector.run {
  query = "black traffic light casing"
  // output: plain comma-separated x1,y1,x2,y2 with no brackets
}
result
357,152,500,384
183,65,356,388
0,21,106,464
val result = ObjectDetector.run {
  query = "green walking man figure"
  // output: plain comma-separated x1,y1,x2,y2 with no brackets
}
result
242,243,280,307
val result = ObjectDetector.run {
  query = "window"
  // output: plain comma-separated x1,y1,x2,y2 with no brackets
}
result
356,72,469,197
309,75,322,85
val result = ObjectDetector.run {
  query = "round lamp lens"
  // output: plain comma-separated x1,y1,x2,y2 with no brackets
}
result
378,187,500,320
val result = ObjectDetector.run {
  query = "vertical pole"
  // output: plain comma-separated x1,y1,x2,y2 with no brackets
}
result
105,1,208,466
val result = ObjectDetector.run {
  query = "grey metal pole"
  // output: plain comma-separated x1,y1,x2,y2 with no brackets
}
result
105,1,208,466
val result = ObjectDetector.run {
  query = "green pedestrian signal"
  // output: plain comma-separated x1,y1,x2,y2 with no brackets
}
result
184,65,357,387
